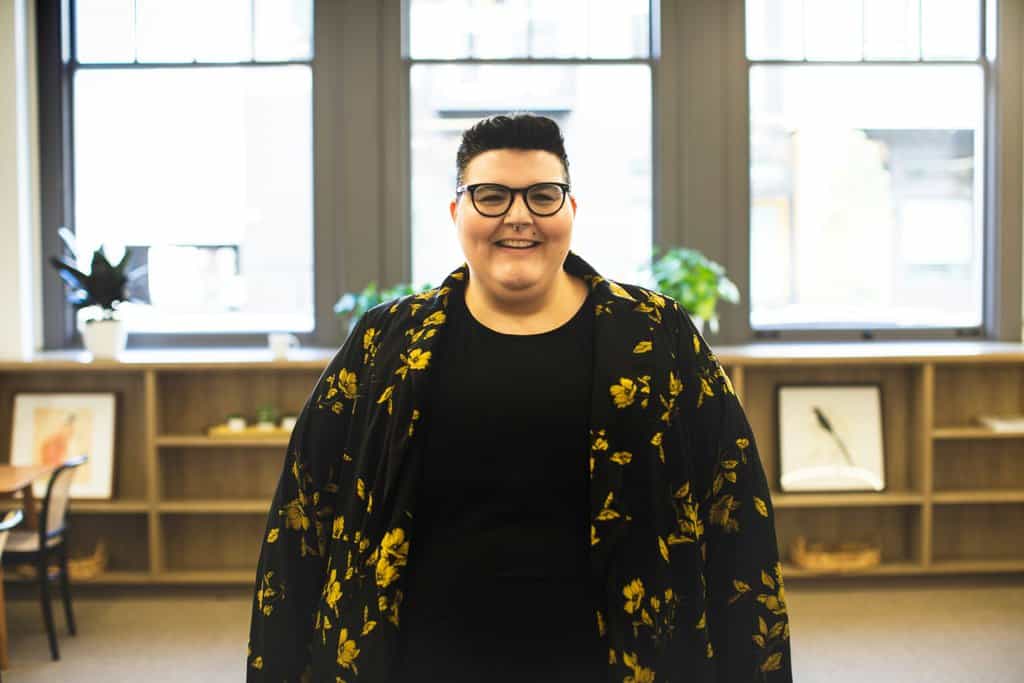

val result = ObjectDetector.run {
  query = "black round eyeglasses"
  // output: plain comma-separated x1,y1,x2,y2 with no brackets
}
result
455,182,571,218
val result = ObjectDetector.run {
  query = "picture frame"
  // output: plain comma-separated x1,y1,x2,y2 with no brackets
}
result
10,392,117,499
775,383,886,493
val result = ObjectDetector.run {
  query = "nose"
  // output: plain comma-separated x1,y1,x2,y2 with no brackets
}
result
504,190,533,224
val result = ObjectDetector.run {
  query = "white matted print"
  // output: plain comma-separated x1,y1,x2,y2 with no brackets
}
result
10,393,115,499
777,384,885,493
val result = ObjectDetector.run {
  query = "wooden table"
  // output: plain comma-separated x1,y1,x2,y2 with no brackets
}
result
0,463,57,670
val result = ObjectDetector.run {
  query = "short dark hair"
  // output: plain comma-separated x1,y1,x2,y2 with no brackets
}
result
455,113,571,188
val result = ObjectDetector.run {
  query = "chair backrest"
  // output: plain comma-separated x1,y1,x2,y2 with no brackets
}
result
0,508,24,557
41,455,88,541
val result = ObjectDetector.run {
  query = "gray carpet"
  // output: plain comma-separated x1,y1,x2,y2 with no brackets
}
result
2,575,1022,682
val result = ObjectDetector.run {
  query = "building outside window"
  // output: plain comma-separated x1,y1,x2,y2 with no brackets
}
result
747,0,988,331
407,0,654,288
68,0,315,335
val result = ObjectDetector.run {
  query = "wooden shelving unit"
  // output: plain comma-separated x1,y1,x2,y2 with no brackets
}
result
1,340,1022,584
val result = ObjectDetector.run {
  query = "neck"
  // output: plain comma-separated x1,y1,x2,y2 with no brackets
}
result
464,268,588,334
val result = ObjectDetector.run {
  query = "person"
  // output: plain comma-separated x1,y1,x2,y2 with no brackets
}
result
247,113,792,682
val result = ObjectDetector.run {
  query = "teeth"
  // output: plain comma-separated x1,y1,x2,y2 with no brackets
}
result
497,240,537,248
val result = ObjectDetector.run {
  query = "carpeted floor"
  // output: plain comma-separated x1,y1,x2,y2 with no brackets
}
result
1,575,1022,681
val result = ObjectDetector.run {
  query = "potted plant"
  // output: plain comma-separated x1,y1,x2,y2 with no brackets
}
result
48,228,149,359
646,246,740,335
255,404,279,431
334,280,434,336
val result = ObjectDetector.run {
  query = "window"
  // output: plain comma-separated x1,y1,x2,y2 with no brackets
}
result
747,0,988,331
67,0,314,335
407,0,654,288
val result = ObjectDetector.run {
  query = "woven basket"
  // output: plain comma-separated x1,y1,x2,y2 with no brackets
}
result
789,535,881,573
13,540,108,582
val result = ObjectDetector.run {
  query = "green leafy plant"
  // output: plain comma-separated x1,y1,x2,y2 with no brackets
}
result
647,246,740,335
334,280,435,334
48,227,149,321
255,404,279,425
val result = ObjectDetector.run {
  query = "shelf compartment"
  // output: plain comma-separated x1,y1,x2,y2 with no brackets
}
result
933,364,1024,430
743,364,924,493
159,447,284,500
155,369,318,435
65,513,150,573
933,440,1024,492
161,513,266,573
772,491,923,508
774,506,923,568
933,490,1024,504
0,371,150,500
933,503,1024,563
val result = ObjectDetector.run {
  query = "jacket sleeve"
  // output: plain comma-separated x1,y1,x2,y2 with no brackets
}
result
246,312,376,681
674,303,793,682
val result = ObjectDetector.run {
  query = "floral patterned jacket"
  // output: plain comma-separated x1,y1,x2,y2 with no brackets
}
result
247,251,792,682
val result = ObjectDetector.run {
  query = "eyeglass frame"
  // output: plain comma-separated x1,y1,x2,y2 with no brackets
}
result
454,182,572,218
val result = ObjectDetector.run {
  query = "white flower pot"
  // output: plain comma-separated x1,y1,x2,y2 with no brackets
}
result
82,319,127,360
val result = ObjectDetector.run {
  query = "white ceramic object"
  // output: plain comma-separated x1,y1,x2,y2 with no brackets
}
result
82,318,127,360
281,416,298,432
268,333,300,359
227,417,247,431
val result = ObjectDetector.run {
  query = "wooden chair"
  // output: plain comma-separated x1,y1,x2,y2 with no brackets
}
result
0,509,24,681
1,455,87,661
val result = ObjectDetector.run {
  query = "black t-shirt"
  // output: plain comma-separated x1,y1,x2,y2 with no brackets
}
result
394,283,606,683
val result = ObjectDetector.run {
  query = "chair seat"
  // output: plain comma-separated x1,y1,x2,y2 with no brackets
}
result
4,530,62,553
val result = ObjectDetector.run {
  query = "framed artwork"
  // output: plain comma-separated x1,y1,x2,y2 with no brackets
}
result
9,392,116,499
775,383,886,493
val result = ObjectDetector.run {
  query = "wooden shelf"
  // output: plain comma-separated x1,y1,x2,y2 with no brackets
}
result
156,435,290,448
933,427,1024,440
773,491,924,508
3,570,154,585
4,344,1024,584
933,490,1024,504
159,500,269,514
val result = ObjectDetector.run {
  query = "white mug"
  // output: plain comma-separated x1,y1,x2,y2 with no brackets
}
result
268,333,300,359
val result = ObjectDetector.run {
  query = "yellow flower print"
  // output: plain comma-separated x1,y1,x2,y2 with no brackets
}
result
376,385,394,414
610,378,638,408
338,368,358,399
596,610,606,637
591,525,599,546
336,628,360,673
658,536,670,563
669,370,683,397
356,479,366,500
610,451,633,465
381,528,410,565
332,515,345,539
266,528,279,543
622,578,645,615
283,500,310,531
331,402,343,414
591,429,609,451
623,651,655,683
709,494,741,533
325,569,342,613
395,348,431,379
633,340,652,354
375,560,399,588
607,280,636,301
754,496,768,517
422,311,446,327
250,656,263,670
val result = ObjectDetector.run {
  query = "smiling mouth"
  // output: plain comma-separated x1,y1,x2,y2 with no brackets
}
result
494,239,540,249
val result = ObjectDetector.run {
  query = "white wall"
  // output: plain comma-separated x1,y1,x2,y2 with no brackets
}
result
0,0,40,358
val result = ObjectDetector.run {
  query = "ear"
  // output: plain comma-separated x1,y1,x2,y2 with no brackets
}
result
450,199,458,222
569,194,577,216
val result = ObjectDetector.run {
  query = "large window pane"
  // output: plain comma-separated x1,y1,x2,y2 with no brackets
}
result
749,65,984,329
408,0,650,59
410,64,651,288
72,66,314,333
